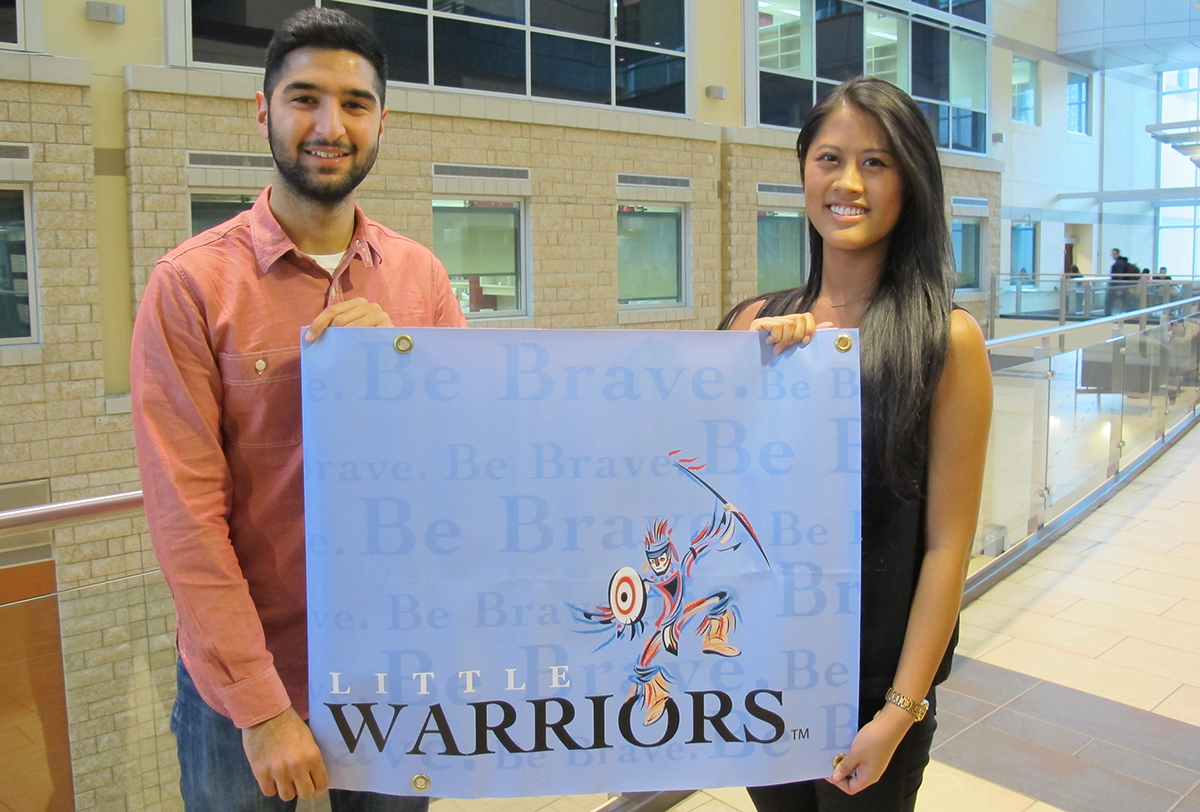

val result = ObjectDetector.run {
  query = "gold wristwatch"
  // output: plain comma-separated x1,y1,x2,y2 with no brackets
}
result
885,687,929,722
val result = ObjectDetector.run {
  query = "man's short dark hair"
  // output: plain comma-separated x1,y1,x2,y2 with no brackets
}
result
264,8,388,105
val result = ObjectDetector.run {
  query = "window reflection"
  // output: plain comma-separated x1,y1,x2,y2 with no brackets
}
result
432,0,524,25
759,0,812,79
758,211,806,294
434,17,525,94
1012,57,1038,124
952,217,982,289
434,200,524,317
814,0,862,82
911,21,949,103
617,205,683,306
532,33,610,103
0,190,31,341
531,0,609,38
864,10,906,90
617,0,684,52
616,47,685,114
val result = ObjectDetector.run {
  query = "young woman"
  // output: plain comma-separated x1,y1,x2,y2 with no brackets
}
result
720,77,993,811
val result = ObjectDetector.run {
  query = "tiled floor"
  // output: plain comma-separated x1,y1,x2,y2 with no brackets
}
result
429,425,1200,812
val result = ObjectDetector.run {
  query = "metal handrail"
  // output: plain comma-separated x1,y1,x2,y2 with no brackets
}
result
986,294,1200,349
0,490,143,540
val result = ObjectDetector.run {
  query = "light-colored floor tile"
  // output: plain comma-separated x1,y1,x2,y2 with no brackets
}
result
1073,512,1144,533
961,600,1124,658
1163,498,1200,519
1098,504,1196,529
681,800,741,812
976,638,1179,710
667,794,711,812
432,796,609,812
1042,536,1099,556
973,580,1082,617
1105,488,1182,510
1162,599,1200,625
1057,521,1125,545
915,761,1036,812
1095,530,1183,555
1152,684,1200,727
1022,548,1138,582
1098,637,1200,688
1082,544,1200,581
700,787,755,810
1001,563,1051,585
1016,569,1180,614
1171,542,1200,562
1114,568,1199,601
1054,598,1200,656
541,796,611,812
669,793,742,812
955,622,1012,659
1025,804,1071,812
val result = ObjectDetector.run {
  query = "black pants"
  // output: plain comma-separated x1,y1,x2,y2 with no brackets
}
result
747,691,938,812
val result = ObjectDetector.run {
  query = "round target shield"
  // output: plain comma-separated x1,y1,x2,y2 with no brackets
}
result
608,566,647,625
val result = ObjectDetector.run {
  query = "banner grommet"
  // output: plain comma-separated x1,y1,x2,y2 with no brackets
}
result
835,334,853,353
412,774,431,791
394,334,414,354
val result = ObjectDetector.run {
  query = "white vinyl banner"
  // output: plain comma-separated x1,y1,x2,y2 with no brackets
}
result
302,327,862,799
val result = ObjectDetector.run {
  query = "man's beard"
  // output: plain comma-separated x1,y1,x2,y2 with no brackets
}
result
268,120,379,204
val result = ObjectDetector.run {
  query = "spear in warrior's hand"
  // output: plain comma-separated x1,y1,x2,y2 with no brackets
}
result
670,458,771,571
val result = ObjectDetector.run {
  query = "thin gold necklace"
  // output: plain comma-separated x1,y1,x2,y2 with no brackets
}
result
819,293,870,309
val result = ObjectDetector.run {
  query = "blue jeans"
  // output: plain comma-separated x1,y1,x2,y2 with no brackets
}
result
172,660,430,812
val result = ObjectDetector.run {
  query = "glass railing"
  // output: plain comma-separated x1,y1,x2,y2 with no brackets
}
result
966,295,1200,596
993,273,1199,323
4,301,1200,810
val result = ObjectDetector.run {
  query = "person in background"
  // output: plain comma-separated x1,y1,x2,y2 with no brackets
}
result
1106,248,1135,315
719,77,992,812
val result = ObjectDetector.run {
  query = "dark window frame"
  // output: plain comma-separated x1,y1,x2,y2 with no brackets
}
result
184,0,689,116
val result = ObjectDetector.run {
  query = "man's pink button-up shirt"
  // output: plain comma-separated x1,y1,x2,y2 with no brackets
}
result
132,188,466,728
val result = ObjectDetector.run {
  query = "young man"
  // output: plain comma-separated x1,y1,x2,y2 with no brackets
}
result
131,9,466,810
1106,247,1133,315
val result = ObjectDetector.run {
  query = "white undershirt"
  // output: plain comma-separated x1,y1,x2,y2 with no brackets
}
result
306,251,346,275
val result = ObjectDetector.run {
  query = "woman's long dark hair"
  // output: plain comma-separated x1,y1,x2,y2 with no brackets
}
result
720,77,954,498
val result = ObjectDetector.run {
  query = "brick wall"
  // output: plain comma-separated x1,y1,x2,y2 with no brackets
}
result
944,165,1003,327
126,90,725,331
720,138,806,317
0,66,177,811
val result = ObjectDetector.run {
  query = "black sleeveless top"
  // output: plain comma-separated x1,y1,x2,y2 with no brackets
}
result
858,459,957,706
718,292,958,706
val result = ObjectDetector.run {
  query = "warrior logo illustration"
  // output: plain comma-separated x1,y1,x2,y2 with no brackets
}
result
569,451,770,726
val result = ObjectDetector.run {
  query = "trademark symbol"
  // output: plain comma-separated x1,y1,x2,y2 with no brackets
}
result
791,727,809,740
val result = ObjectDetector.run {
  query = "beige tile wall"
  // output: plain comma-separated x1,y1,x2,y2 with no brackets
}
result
720,139,806,317
944,165,1003,328
0,74,175,810
126,92,727,331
